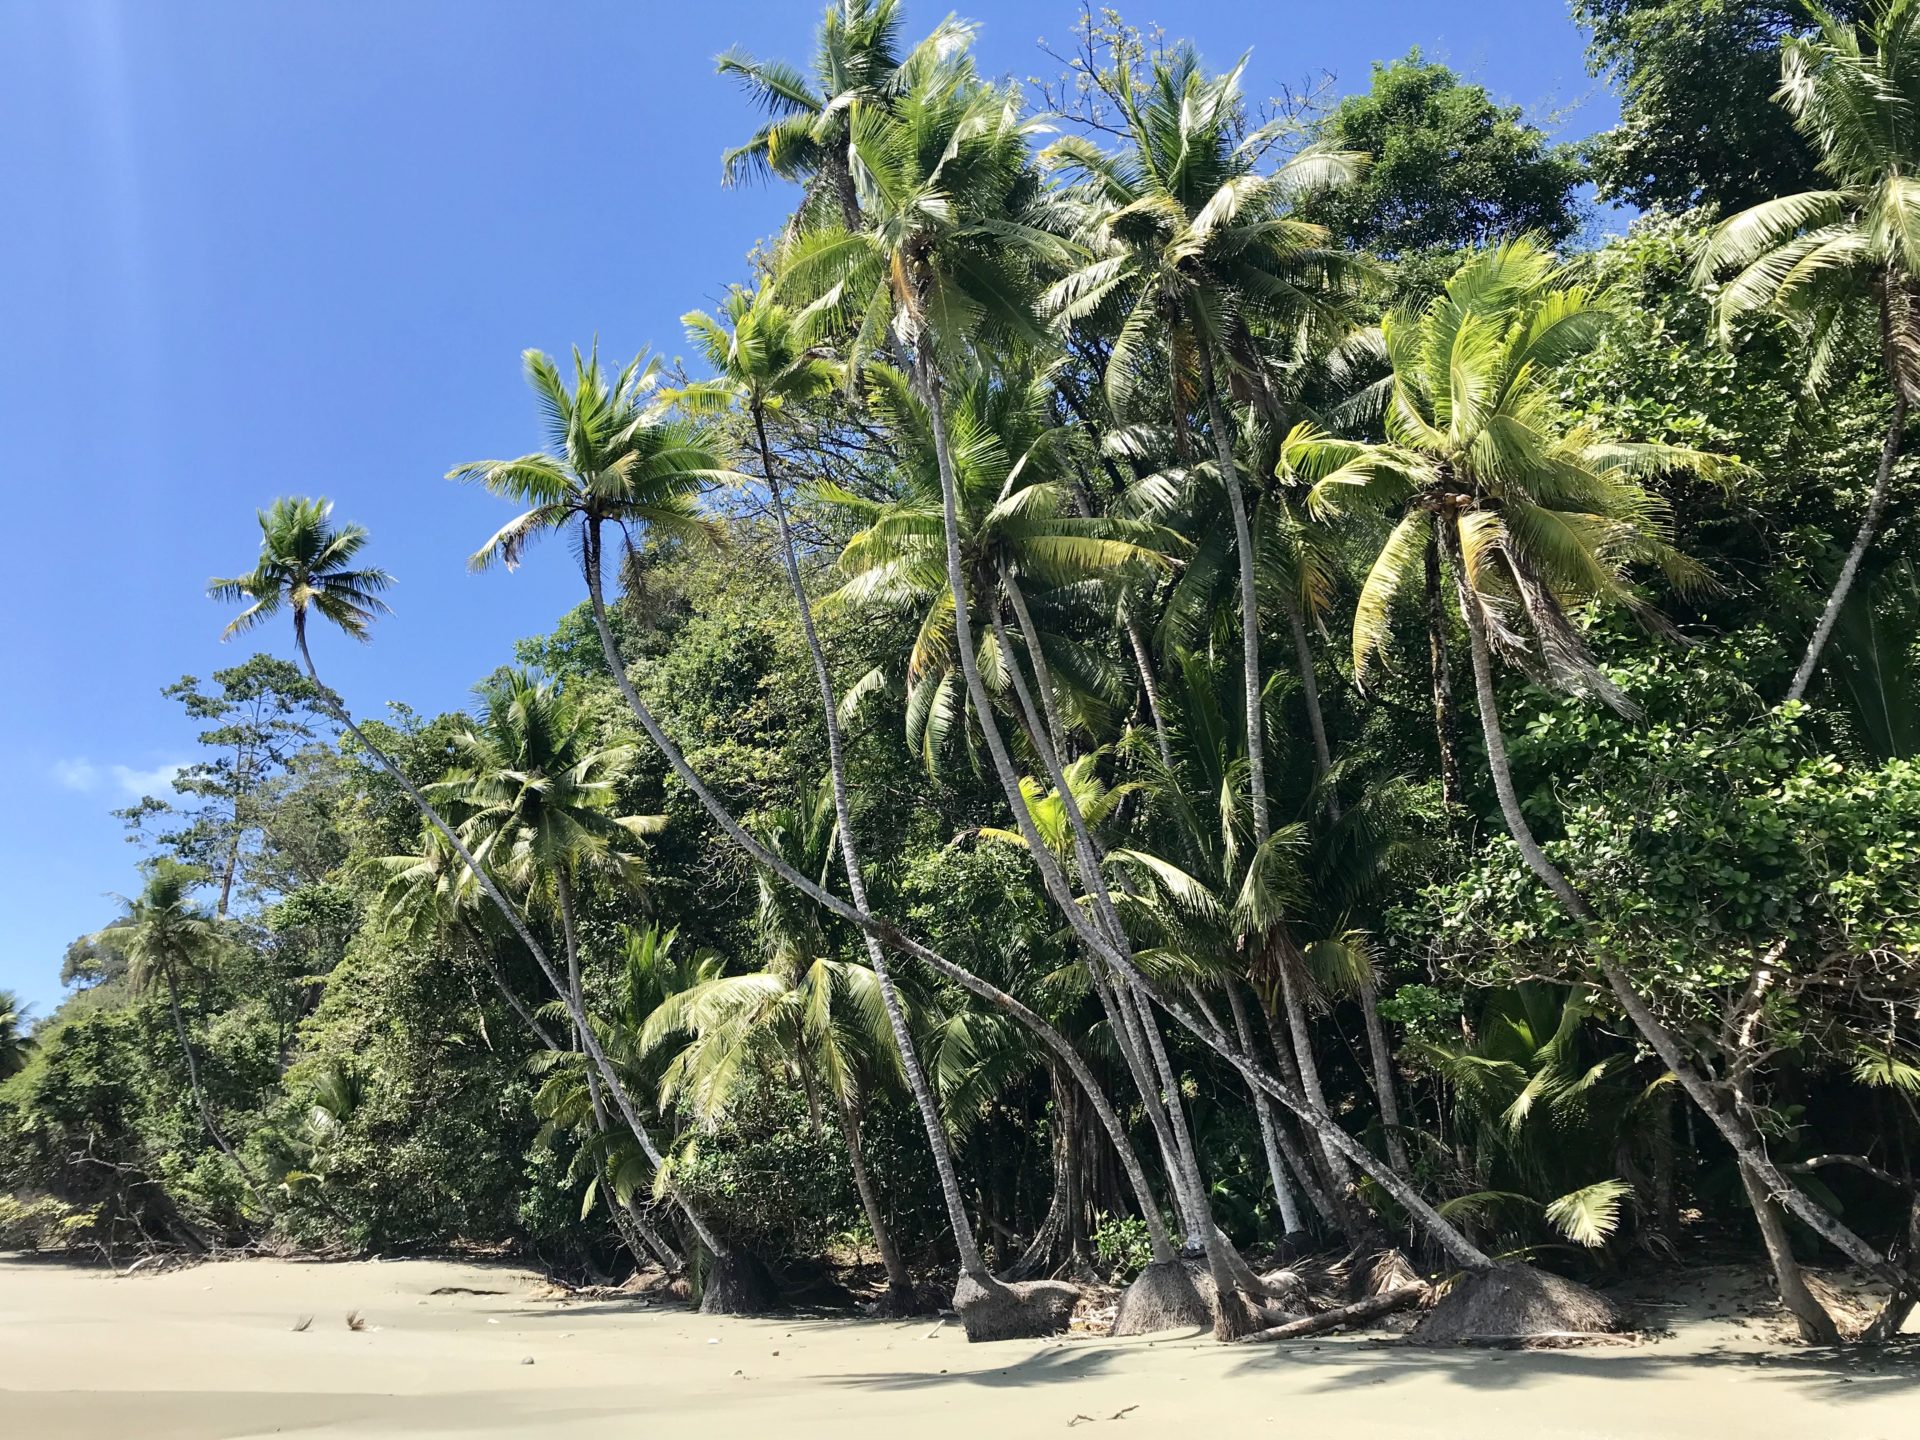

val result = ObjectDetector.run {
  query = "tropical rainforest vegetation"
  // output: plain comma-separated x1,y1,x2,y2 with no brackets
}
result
6,0,1919,1348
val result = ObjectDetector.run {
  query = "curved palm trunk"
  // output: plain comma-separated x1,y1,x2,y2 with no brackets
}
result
290,621,730,1263
575,460,1494,1279
1439,520,1911,1316
917,355,1252,1335
1789,397,1906,702
749,406,990,1284
994,574,1228,1253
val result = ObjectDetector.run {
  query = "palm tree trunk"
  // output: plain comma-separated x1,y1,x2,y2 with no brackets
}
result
1195,344,1270,844
1425,525,1464,812
290,620,729,1262
1788,397,1906,701
1226,980,1306,1235
751,401,992,1283
1359,983,1411,1175
1287,601,1334,786
1125,615,1175,773
1439,519,1910,1309
835,1089,915,1306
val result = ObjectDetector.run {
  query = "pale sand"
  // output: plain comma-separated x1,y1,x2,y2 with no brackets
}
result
1,1255,1915,1438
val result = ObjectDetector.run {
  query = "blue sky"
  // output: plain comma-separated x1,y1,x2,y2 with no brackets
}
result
0,0,1615,1016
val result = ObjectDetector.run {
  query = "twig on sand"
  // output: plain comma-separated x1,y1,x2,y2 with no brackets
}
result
292,1316,312,1332
346,1310,365,1332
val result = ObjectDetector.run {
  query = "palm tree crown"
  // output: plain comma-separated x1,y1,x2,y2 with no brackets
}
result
93,860,221,998
209,498,393,648
427,668,664,900
1286,238,1729,712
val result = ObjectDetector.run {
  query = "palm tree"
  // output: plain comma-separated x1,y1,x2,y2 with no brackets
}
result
825,361,1170,766
1695,0,1920,700
645,788,920,1312
669,284,997,1307
780,39,1504,1313
93,861,265,1202
1283,238,1906,1343
718,0,961,230
0,990,37,1081
429,668,667,1194
209,498,738,1287
1042,50,1364,851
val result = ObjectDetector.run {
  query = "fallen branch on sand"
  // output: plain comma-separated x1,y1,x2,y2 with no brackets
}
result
1237,1285,1428,1343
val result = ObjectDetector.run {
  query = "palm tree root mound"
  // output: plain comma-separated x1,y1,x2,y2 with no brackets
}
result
698,1251,779,1315
953,1274,1080,1342
1112,1260,1213,1336
1410,1263,1623,1347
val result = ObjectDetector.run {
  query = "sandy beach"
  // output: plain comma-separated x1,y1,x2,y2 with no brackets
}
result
1,1255,1914,1439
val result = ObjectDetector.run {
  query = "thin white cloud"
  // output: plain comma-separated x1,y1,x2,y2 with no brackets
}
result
52,758,100,791
111,762,185,797
51,757,185,798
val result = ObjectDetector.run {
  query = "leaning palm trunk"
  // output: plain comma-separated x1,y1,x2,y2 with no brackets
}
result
1789,396,1907,701
833,1088,918,1311
917,353,1253,1337
578,520,1169,1335
575,468,1499,1291
1226,980,1306,1235
749,404,992,1287
986,585,1211,1249
289,622,735,1275
1439,522,1914,1332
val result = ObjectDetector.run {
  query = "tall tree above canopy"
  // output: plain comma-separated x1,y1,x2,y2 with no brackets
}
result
1299,50,1585,256
1575,0,1871,213
1694,0,1920,700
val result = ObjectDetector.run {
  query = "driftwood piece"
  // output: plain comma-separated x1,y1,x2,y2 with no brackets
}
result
1236,1284,1427,1343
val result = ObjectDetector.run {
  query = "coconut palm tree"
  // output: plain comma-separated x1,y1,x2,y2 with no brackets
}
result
719,0,965,230
209,498,739,1290
93,861,265,1202
669,285,992,1308
779,38,1509,1316
0,990,33,1081
1282,237,1908,1343
825,360,1171,766
644,787,921,1312
1041,49,1365,851
1695,0,1920,700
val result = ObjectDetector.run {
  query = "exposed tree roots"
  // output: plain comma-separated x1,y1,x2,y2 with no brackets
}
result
1111,1260,1212,1336
1410,1264,1623,1347
953,1273,1080,1342
697,1250,779,1315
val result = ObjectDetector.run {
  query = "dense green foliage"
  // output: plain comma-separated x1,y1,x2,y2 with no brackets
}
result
6,0,1918,1349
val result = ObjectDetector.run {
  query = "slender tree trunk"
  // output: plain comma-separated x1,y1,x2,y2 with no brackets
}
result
1737,1136,1841,1343
290,620,729,1262
1227,980,1305,1235
1196,344,1269,843
1425,525,1464,812
1439,520,1909,1307
835,1089,915,1306
1288,601,1334,787
1788,397,1906,702
1359,985,1411,1175
1126,615,1175,773
751,403,992,1283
